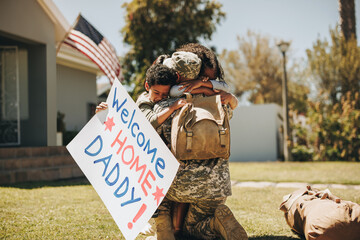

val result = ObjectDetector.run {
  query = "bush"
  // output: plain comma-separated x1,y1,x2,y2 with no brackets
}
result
291,145,313,162
292,92,360,162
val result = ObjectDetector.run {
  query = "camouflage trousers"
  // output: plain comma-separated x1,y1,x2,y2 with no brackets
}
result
158,196,226,240
156,158,231,239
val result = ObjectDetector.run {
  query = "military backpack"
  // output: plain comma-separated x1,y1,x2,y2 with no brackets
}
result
171,94,230,160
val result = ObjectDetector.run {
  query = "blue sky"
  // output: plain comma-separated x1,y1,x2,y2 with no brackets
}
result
53,0,360,104
53,0,360,61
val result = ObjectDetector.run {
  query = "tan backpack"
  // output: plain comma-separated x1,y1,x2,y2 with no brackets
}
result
171,94,230,160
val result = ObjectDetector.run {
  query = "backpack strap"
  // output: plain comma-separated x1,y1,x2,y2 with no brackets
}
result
186,130,193,151
183,103,194,152
219,125,227,147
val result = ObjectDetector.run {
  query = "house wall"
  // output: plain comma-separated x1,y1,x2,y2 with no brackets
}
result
56,64,97,131
229,104,283,162
0,0,57,146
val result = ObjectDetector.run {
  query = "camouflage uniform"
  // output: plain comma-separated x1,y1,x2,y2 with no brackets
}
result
153,95,233,240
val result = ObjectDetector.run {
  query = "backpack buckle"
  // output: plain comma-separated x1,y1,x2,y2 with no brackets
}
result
219,129,227,147
186,131,193,151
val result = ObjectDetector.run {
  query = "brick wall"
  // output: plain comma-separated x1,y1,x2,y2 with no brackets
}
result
0,147,84,184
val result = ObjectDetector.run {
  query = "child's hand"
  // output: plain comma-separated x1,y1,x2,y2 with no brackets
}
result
171,99,187,110
178,79,204,93
95,102,108,114
219,91,238,110
199,76,210,82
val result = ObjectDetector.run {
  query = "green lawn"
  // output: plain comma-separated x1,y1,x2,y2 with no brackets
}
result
1,162,360,239
229,161,360,185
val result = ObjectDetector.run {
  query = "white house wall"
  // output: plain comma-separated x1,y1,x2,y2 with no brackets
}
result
229,104,282,162
56,64,97,131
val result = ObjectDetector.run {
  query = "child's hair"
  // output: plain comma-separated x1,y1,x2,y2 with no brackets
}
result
145,64,177,89
163,51,201,80
176,43,225,82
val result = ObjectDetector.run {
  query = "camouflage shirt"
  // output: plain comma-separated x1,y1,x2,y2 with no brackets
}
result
153,95,233,201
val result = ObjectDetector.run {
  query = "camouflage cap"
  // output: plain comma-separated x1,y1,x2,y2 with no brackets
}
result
163,51,201,79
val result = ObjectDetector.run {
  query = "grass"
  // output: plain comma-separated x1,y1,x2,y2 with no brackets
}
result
1,162,360,239
227,187,360,240
229,161,360,185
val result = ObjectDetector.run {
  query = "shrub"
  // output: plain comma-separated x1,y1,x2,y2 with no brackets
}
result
291,145,313,162
292,92,360,162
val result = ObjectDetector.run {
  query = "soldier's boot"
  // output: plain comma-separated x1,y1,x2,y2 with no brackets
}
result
155,212,175,240
210,204,248,240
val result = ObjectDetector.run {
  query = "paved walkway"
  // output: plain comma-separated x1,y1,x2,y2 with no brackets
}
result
231,180,360,190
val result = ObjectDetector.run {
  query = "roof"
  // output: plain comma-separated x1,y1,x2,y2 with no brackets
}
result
37,0,101,75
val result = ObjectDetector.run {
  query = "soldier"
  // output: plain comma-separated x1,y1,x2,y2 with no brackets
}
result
153,43,247,240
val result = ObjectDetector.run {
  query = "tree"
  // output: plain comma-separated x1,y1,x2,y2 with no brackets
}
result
220,31,283,104
291,27,360,162
220,31,309,112
339,0,357,41
306,27,360,105
121,0,225,98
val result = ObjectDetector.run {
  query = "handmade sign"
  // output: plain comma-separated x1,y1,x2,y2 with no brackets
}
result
66,78,179,240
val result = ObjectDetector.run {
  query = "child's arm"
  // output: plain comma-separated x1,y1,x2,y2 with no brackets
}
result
169,79,214,97
209,80,230,92
170,78,230,97
219,91,238,110
95,102,108,114
137,103,160,128
156,99,187,125
188,87,216,96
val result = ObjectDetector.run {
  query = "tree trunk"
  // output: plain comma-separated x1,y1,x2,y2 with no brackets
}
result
339,0,357,40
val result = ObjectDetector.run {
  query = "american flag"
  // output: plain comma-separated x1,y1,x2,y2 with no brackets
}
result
64,14,122,84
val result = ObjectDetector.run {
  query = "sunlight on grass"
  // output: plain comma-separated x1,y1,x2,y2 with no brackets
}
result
1,162,360,239
0,185,125,240
226,187,360,239
2,184,359,239
229,162,360,185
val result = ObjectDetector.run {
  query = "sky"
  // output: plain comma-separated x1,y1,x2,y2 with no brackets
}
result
53,0,360,80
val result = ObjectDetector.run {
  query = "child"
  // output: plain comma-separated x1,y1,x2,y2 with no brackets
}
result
135,63,187,128
96,64,186,128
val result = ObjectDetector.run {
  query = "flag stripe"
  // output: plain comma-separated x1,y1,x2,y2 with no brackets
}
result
102,39,121,75
63,14,121,84
68,30,118,78
64,38,116,80
98,43,119,70
64,41,113,81
101,39,121,72
64,37,116,80
70,30,118,70
64,40,114,81
102,39,120,63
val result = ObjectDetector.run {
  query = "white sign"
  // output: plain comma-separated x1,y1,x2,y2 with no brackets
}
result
67,79,179,240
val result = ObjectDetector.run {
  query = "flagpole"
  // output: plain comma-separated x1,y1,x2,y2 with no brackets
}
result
56,13,82,55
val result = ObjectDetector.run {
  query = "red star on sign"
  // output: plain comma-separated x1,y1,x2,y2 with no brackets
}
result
104,116,115,132
152,186,165,206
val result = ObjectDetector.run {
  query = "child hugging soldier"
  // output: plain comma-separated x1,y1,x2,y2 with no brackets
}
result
152,43,247,240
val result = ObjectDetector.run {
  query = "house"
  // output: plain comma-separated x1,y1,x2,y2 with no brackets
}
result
0,0,101,147
229,104,283,162
0,0,102,184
